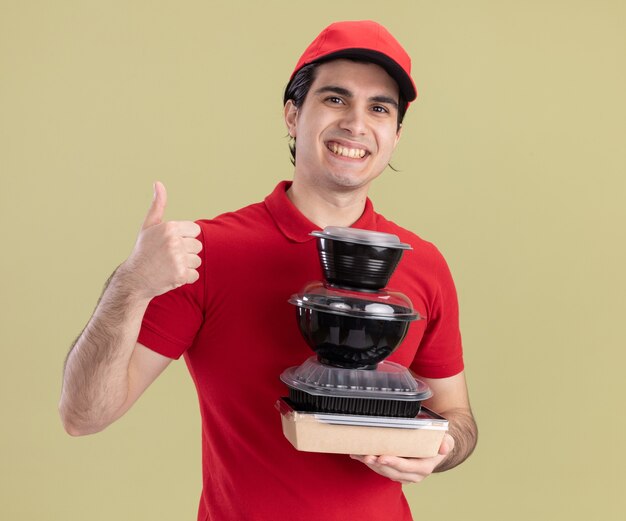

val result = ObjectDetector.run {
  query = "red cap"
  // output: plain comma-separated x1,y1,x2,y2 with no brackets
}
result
290,20,417,102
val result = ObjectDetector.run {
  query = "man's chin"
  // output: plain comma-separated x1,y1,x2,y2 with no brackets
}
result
324,175,374,193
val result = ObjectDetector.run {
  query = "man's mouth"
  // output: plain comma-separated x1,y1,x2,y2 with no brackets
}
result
327,141,368,159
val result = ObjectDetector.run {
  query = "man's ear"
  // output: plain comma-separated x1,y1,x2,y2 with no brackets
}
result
284,100,298,138
394,123,403,148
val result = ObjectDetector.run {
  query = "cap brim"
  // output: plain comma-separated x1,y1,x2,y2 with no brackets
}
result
309,49,417,102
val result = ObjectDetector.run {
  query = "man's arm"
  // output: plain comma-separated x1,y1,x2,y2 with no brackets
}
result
423,371,477,473
350,371,477,483
59,265,169,436
59,182,202,436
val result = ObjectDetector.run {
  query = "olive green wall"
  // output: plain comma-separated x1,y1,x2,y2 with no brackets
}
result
1,1,624,519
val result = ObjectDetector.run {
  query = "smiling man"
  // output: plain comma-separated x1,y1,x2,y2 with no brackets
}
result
60,21,477,521
285,59,403,226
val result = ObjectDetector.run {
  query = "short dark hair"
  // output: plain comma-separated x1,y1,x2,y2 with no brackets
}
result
283,60,408,165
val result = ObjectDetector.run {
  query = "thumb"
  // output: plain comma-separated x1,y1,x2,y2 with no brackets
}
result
438,433,455,456
142,181,167,229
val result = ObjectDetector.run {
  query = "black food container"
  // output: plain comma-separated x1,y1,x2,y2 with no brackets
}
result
289,282,421,369
280,357,432,417
311,227,412,290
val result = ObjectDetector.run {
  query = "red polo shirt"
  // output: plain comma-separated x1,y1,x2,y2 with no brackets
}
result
138,181,464,521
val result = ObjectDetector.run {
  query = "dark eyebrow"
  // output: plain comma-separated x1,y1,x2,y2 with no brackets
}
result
314,85,353,98
314,85,399,109
370,95,399,109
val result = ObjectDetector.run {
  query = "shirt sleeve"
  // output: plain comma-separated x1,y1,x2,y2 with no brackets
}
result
410,250,464,379
136,223,206,360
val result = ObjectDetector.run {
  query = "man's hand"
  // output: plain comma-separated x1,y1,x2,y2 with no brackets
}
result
350,433,455,484
123,181,202,299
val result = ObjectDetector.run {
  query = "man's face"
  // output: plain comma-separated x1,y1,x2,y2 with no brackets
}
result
285,59,402,193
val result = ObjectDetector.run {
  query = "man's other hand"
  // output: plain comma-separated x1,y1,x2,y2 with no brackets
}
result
349,433,455,484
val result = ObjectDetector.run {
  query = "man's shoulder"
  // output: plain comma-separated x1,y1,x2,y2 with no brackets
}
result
197,199,270,233
374,213,438,254
190,199,280,263
374,213,456,291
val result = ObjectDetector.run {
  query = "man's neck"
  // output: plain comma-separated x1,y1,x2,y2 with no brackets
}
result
287,178,370,229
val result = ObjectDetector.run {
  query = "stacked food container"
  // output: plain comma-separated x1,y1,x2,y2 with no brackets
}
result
276,227,449,458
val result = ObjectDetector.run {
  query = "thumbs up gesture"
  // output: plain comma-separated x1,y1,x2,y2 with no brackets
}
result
124,182,203,300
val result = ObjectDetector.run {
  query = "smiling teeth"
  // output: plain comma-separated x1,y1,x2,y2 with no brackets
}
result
330,143,366,158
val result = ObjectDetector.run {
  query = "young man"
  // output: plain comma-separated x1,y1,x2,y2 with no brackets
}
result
60,20,477,521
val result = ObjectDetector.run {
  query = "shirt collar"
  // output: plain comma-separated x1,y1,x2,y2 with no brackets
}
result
264,180,377,243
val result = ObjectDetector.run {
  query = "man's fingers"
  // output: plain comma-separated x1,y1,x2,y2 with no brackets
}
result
376,455,418,470
182,238,203,255
142,181,168,230
185,268,200,284
187,254,202,270
350,453,447,484
171,221,201,238
350,455,419,483
379,453,446,473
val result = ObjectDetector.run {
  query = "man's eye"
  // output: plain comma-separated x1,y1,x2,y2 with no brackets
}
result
372,105,389,114
326,97,343,104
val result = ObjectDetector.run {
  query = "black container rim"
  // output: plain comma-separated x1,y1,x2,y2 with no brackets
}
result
311,228,412,250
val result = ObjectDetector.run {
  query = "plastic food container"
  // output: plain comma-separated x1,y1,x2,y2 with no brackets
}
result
311,226,412,290
280,357,432,417
276,399,448,458
289,282,421,369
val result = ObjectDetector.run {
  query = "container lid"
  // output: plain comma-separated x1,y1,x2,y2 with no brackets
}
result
280,356,433,401
311,226,412,250
289,282,421,321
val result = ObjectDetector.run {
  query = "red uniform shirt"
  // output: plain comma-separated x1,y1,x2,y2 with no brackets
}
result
138,181,464,521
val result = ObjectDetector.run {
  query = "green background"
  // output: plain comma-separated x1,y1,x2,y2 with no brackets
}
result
1,1,624,519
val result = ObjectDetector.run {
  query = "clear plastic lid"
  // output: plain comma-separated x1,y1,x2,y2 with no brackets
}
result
280,357,433,401
311,226,412,250
289,281,421,321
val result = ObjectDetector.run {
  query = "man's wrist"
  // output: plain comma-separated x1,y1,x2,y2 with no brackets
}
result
433,410,477,473
107,262,154,307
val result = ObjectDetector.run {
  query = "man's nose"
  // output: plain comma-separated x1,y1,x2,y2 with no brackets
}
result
339,107,367,135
